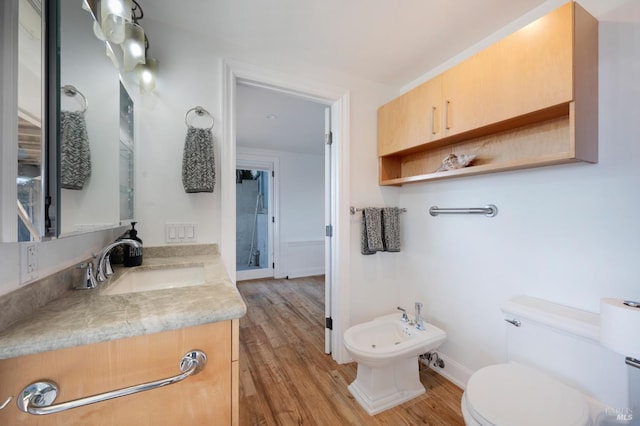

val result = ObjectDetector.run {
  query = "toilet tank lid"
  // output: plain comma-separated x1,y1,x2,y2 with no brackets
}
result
465,363,590,426
501,296,599,341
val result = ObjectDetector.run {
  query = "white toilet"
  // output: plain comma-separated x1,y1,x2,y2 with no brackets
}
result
461,296,629,426
461,363,590,426
343,313,446,415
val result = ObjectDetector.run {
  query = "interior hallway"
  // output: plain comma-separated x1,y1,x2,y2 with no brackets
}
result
237,276,464,425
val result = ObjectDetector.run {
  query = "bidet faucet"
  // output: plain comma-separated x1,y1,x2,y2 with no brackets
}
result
415,302,425,330
95,239,142,282
397,306,409,322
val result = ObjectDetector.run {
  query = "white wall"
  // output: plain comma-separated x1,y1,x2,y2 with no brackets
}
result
134,23,222,247
383,0,640,389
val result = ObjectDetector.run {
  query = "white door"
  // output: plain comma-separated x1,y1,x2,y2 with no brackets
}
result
324,107,332,354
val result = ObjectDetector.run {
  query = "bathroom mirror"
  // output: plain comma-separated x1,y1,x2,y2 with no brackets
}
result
55,0,133,236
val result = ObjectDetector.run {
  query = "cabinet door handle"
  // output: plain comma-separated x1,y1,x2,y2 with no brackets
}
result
431,106,438,135
17,350,207,415
444,100,452,130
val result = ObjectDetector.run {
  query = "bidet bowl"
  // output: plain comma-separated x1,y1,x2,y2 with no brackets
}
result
344,314,446,367
102,264,206,295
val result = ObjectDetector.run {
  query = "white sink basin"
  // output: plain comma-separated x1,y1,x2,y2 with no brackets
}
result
102,265,206,295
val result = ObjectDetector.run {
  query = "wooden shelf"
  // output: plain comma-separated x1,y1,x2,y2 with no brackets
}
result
380,103,592,186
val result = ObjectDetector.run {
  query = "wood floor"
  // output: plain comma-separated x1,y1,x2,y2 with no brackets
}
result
237,276,465,426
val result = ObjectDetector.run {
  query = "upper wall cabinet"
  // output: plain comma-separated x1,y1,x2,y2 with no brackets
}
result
378,2,598,186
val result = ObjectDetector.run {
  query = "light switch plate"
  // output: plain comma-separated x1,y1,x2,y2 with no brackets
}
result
165,223,196,243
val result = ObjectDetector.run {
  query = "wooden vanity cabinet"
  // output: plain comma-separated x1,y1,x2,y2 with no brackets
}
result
0,320,240,426
378,2,597,185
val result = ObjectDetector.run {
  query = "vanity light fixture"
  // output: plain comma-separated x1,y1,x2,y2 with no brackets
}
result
84,0,157,92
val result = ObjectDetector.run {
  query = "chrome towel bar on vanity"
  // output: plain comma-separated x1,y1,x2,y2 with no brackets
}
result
17,350,207,415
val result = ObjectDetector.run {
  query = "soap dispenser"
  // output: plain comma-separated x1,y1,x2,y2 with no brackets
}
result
123,222,143,267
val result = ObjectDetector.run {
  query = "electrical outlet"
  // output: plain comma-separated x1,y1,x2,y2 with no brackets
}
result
20,242,39,284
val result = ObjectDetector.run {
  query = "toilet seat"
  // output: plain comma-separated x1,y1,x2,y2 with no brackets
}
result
463,363,590,426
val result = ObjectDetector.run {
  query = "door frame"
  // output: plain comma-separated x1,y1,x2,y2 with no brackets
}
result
235,153,278,281
221,59,351,363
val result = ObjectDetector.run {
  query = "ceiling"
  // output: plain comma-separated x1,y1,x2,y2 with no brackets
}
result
142,0,560,155
142,0,551,87
236,84,327,155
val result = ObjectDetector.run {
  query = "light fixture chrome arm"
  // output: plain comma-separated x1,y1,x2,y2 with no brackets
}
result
95,239,142,282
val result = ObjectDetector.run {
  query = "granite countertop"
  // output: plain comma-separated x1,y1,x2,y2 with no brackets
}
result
0,250,246,359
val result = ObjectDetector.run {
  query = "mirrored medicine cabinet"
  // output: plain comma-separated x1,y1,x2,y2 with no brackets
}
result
13,0,135,243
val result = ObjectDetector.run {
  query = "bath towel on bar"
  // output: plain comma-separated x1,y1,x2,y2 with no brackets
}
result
382,207,401,252
182,126,215,193
60,110,91,190
361,207,401,254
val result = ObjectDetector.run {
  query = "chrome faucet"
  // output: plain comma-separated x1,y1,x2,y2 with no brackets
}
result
95,239,142,282
397,306,409,322
415,302,425,330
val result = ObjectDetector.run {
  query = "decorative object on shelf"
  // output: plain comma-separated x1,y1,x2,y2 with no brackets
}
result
434,153,476,172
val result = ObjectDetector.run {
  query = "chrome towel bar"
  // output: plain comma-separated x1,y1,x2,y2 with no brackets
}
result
17,350,207,415
429,204,498,217
350,207,407,215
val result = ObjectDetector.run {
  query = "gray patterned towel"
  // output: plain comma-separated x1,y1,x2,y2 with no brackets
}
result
182,127,215,193
60,110,91,190
361,208,383,254
361,207,401,254
382,207,401,252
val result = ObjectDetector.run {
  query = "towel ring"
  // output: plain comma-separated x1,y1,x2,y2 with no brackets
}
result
61,85,88,113
184,106,214,129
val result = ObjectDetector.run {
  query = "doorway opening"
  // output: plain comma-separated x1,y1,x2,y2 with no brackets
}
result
222,61,350,362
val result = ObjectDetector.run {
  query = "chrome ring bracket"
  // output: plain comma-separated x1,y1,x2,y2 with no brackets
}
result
17,381,59,413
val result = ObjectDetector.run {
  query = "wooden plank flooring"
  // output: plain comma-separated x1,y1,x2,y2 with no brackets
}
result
237,276,465,425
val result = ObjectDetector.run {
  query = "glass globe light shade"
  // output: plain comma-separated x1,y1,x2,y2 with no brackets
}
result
122,23,146,71
93,20,106,40
136,57,158,93
100,0,132,44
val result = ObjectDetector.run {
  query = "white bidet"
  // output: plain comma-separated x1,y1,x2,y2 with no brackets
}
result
343,314,446,415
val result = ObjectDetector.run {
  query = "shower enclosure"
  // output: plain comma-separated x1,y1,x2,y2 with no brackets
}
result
236,169,269,273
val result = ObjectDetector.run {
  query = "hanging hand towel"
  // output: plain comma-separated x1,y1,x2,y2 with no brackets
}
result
182,126,215,193
60,110,91,190
361,208,384,255
382,207,401,252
